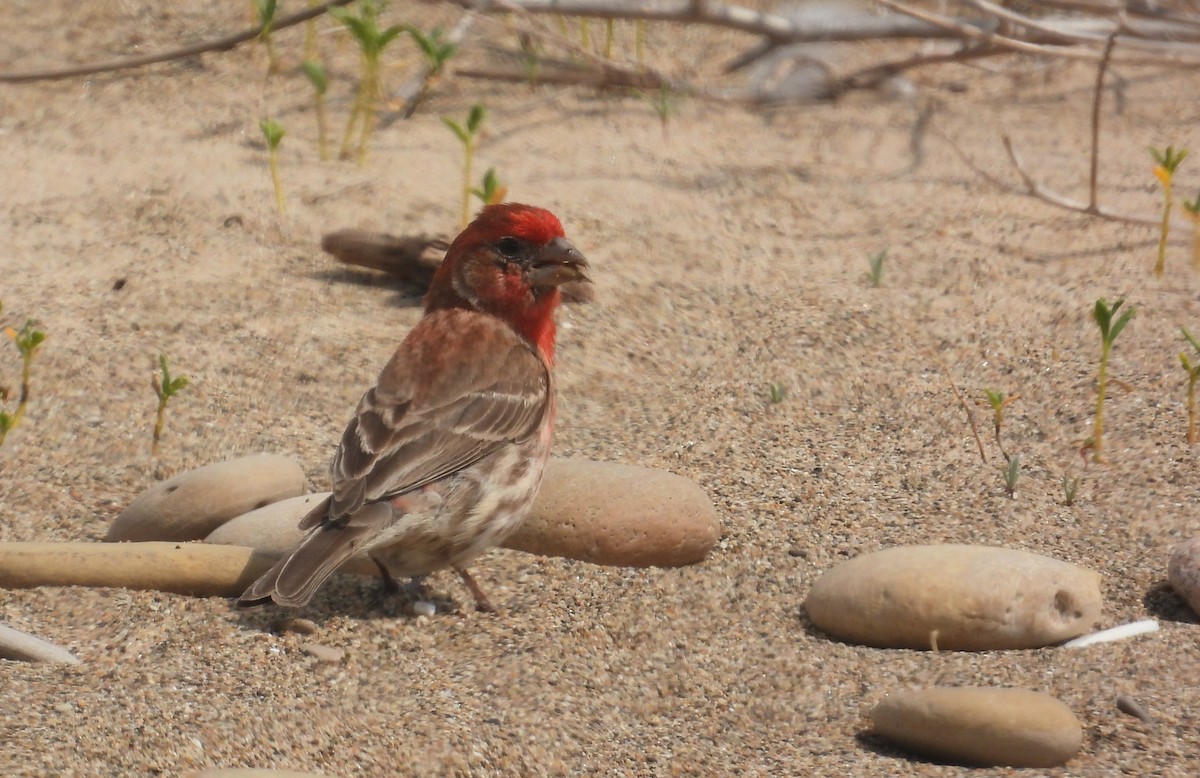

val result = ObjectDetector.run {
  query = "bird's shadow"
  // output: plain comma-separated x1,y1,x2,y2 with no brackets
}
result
1143,580,1197,625
304,267,427,308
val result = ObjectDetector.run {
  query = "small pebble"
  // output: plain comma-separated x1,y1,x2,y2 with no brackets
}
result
277,617,318,636
107,453,306,542
871,687,1082,767
412,601,437,617
299,643,344,664
1168,536,1200,618
805,544,1102,650
53,703,74,714
1116,694,1154,724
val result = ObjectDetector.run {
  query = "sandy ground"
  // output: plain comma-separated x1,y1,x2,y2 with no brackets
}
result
2,1,1199,775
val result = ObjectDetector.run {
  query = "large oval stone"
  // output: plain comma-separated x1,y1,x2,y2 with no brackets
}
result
107,453,306,542
504,458,719,567
804,544,1102,649
1168,536,1200,618
871,687,1082,767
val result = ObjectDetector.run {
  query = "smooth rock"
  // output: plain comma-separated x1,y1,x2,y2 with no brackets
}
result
277,617,319,636
107,453,306,542
1168,536,1200,617
0,622,81,664
804,544,1102,650
505,458,720,567
299,643,344,663
870,687,1082,767
206,458,721,569
0,541,277,597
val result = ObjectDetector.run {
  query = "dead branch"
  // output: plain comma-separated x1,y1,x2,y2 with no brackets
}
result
1088,31,1119,212
0,0,355,84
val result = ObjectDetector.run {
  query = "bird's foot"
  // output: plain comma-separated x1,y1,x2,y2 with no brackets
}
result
455,567,497,613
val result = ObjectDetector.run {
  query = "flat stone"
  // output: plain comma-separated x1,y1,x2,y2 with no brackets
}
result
804,544,1102,650
1168,536,1200,618
504,458,720,567
206,458,721,570
299,643,344,663
870,687,1082,767
107,453,306,542
0,541,277,597
0,622,80,664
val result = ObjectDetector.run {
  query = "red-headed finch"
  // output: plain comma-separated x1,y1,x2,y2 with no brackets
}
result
239,203,590,611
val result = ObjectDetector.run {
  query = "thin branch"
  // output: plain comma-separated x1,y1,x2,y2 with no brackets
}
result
0,0,354,84
936,354,988,465
381,13,477,126
1089,31,1119,212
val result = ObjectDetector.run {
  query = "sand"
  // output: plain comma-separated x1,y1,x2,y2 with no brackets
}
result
1,2,1198,775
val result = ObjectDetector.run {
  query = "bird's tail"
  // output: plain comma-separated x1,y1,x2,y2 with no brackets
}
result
237,497,381,608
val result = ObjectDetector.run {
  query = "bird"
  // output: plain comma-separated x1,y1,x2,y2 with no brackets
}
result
239,203,590,612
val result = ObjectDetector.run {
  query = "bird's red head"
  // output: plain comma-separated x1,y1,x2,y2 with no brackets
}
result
425,203,590,362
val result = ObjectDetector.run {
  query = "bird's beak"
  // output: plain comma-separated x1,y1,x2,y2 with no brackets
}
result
529,237,591,288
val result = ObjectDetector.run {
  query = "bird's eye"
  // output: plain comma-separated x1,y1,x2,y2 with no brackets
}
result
496,237,521,258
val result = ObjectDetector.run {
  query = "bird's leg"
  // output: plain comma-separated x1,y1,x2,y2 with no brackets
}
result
370,556,402,596
455,567,496,613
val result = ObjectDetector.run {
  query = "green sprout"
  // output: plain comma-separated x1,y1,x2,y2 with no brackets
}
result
254,0,281,74
470,167,507,207
1002,454,1020,499
984,389,1018,462
517,32,541,85
1182,190,1200,272
603,19,616,59
635,21,646,63
638,83,676,139
1091,298,1135,462
332,0,403,164
1150,145,1188,277
1180,327,1200,445
1061,474,1080,506
767,383,786,404
301,61,330,161
0,313,45,449
152,354,189,455
866,249,887,287
259,118,286,213
401,26,457,112
444,102,488,229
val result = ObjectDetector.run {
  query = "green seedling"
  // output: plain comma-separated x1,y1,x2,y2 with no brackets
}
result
152,354,189,455
254,0,281,74
1002,454,1020,498
866,249,887,287
1061,474,1080,506
1091,297,1135,462
470,167,507,207
1180,327,1200,444
259,118,286,213
635,21,646,63
603,19,616,59
444,102,487,229
1182,191,1200,271
302,61,330,160
1150,145,1188,277
984,389,1018,462
638,83,676,139
767,383,786,404
0,314,45,449
332,0,403,164
402,26,457,111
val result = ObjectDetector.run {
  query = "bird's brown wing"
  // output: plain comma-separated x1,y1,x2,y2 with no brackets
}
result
305,307,551,528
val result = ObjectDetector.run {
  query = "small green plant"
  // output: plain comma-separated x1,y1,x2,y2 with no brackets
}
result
1061,474,1080,506
638,83,676,139
470,167,507,207
635,20,646,63
1002,454,1020,498
401,25,457,112
866,249,887,287
152,354,189,455
1182,190,1200,271
332,0,403,164
444,102,488,229
1150,145,1188,277
1091,297,1135,462
254,0,281,74
0,311,46,449
259,118,286,213
603,19,616,58
767,383,786,404
1180,326,1200,445
984,389,1018,461
302,61,330,161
